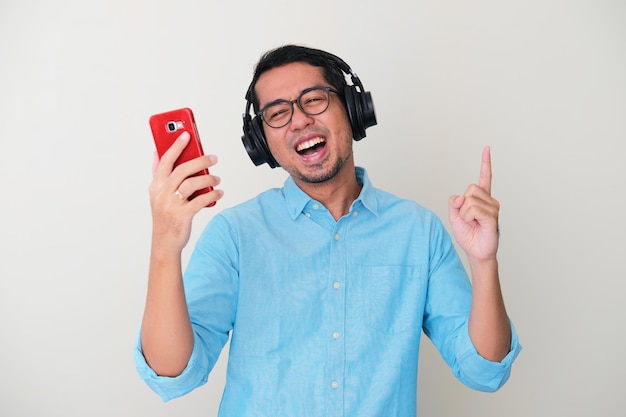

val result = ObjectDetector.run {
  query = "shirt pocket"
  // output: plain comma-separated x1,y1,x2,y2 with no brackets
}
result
349,265,424,335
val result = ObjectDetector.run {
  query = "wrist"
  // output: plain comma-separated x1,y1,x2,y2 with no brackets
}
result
468,256,499,282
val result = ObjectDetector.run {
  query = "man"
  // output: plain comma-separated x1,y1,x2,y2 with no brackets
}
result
135,44,521,416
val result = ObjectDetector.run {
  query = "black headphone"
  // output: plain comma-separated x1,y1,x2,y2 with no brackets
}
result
241,52,377,168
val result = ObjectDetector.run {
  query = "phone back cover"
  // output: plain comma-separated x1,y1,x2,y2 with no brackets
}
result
149,107,214,205
149,107,205,167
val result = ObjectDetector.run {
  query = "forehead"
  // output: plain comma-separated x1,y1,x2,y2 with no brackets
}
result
255,62,327,107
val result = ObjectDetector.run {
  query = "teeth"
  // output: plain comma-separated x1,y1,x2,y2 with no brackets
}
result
296,137,325,152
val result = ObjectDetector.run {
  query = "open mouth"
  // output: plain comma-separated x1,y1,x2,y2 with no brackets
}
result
296,137,326,156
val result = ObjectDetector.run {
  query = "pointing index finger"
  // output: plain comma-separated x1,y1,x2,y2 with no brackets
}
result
479,145,492,194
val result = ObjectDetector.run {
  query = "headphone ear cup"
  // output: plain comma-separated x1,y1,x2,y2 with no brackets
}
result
359,90,376,132
343,85,366,141
343,85,377,142
242,115,280,168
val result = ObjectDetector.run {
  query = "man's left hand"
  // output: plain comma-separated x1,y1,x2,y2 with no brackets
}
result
448,146,500,262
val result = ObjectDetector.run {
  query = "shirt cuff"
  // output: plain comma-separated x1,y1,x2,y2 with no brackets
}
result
133,332,210,402
453,319,522,392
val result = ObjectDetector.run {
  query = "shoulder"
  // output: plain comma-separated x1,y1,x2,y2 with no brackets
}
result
222,187,284,217
358,167,438,222
374,186,439,222
207,187,287,232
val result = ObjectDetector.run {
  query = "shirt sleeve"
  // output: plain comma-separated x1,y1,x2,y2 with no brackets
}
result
452,319,522,392
133,214,239,401
134,331,213,402
422,216,521,392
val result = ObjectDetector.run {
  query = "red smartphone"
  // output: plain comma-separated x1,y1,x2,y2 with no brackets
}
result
149,107,215,206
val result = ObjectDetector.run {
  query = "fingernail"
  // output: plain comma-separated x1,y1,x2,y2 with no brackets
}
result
179,131,190,142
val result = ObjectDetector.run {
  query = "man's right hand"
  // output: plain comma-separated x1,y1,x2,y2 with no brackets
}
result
149,131,223,253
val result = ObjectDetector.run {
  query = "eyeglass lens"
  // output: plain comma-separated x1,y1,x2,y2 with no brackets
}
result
261,87,332,128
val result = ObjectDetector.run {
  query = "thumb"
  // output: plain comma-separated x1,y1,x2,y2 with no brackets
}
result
449,195,464,210
448,195,465,224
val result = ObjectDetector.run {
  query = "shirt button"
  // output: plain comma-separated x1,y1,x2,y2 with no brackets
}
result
331,381,339,389
333,281,341,289
312,204,320,210
305,213,311,218
332,331,340,339
353,211,359,217
334,233,340,241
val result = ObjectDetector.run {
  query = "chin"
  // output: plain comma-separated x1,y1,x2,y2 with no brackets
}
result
294,156,348,184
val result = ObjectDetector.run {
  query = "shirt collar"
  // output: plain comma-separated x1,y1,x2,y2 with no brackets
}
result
282,166,379,220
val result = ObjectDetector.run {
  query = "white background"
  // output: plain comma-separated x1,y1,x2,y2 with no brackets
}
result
1,1,625,416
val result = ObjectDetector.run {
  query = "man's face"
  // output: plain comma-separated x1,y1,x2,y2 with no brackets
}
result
255,62,354,184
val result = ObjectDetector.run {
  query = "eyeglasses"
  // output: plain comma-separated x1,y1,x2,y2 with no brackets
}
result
258,86,338,128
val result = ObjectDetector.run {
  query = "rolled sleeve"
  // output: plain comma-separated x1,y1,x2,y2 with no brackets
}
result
134,332,211,402
453,319,522,392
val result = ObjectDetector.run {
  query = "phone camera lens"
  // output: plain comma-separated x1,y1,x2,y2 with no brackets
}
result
166,122,177,132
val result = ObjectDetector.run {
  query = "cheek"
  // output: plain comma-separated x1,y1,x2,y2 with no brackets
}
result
264,131,287,157
330,107,353,140
331,117,354,145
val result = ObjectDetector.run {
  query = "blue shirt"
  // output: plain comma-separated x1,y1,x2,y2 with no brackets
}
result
135,167,521,416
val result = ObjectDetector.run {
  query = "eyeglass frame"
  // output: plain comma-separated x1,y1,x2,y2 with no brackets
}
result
256,86,339,129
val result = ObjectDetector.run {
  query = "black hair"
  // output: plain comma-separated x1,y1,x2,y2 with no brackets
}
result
247,44,348,112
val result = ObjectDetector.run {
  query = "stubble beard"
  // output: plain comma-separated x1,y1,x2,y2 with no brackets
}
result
292,150,352,185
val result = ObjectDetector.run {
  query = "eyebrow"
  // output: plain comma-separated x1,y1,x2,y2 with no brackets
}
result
260,85,329,110
261,98,290,109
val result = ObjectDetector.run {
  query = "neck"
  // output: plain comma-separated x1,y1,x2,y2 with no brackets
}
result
295,166,361,221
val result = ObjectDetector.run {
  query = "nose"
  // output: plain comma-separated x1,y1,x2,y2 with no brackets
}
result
289,103,314,131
